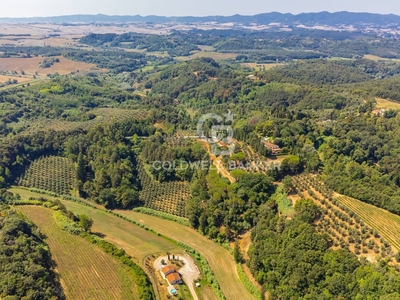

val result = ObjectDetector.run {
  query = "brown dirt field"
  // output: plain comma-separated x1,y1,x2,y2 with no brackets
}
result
0,75,33,83
197,45,214,51
198,286,218,300
0,56,99,76
364,55,390,61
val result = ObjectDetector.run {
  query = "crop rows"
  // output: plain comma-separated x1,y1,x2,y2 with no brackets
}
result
166,129,198,147
292,174,397,261
11,108,148,135
18,156,76,195
137,162,189,217
336,195,400,252
165,136,193,148
174,129,198,138
236,144,279,175
16,206,137,300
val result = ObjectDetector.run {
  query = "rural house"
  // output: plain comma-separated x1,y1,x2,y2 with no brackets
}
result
261,139,282,155
160,266,183,285
161,266,176,278
166,272,183,285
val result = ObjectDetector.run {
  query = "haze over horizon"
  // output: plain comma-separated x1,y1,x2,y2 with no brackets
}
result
1,0,400,18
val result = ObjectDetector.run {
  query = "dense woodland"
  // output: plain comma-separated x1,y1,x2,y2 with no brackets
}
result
4,27,400,298
0,192,63,299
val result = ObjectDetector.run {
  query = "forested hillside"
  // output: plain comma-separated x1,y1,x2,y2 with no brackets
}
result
0,191,63,299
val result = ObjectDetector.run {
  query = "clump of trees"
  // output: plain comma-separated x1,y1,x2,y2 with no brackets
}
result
187,169,275,242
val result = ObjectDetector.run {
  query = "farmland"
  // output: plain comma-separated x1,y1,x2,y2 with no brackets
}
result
18,156,75,195
10,108,148,135
291,174,400,262
15,205,138,300
0,75,32,83
0,56,99,76
4,18,400,299
138,162,190,217
9,187,254,300
241,62,285,71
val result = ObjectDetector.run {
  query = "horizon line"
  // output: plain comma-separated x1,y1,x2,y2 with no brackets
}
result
0,10,399,20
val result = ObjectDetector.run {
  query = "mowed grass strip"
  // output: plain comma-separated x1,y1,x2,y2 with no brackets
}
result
56,200,180,262
116,210,254,300
15,206,138,300
335,195,400,251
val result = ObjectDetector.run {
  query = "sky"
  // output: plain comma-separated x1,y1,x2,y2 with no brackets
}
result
0,0,400,18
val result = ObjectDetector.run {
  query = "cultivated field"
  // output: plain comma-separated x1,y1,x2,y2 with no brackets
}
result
138,162,190,217
240,144,284,174
0,56,98,76
241,62,285,70
292,174,400,262
0,75,32,83
18,156,75,195
10,108,148,135
15,205,138,300
364,54,391,61
335,194,400,252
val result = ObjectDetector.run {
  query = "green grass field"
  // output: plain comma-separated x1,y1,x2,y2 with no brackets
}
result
15,205,138,300
375,97,400,110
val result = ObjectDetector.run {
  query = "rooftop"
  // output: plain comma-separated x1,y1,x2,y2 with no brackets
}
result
161,265,176,274
166,272,182,282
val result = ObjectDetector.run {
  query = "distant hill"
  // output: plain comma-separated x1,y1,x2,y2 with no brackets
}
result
1,11,400,27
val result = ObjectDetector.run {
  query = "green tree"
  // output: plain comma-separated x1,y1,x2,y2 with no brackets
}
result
233,240,243,263
294,198,320,223
79,214,93,232
282,175,293,193
281,155,302,174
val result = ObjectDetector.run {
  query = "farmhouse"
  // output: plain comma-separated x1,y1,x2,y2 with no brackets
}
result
160,265,183,285
161,265,176,277
166,272,183,285
261,139,282,155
